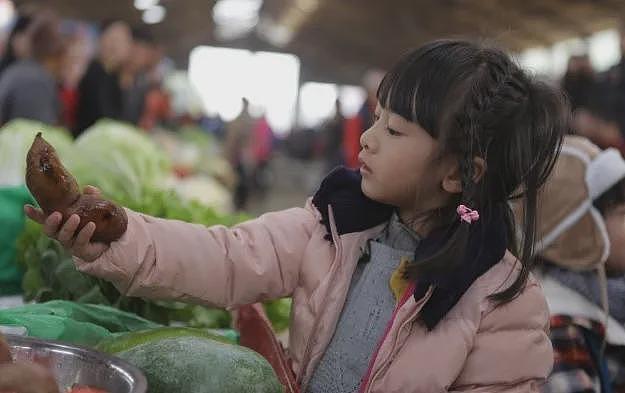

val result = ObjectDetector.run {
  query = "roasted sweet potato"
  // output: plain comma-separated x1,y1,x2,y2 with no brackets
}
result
26,133,127,243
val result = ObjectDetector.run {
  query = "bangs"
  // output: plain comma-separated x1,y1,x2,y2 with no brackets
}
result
376,40,483,139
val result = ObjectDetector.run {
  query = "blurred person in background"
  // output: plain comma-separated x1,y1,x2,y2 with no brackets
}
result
138,55,172,131
601,22,625,142
321,98,345,174
562,54,596,113
249,112,274,199
521,137,625,392
0,12,33,75
571,78,625,154
342,69,384,168
121,27,156,126
74,20,132,137
58,28,90,131
224,98,254,211
0,11,65,125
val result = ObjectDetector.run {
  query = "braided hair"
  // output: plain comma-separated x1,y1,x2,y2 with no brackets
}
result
377,40,569,303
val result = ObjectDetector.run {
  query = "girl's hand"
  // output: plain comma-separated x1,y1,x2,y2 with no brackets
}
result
24,186,110,262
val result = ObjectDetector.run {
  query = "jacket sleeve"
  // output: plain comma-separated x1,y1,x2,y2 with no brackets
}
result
75,204,318,308
449,278,554,393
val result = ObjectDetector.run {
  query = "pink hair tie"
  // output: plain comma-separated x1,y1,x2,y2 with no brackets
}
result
457,204,480,224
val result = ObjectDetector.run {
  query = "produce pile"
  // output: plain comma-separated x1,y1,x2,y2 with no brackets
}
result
0,119,294,392
1,119,291,331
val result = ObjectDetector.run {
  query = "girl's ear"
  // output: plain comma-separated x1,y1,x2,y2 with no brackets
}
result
472,157,487,183
441,157,487,194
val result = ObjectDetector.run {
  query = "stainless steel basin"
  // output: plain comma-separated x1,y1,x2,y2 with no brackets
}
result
5,334,147,393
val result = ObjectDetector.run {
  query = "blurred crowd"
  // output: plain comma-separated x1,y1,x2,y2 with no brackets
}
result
563,25,625,153
0,8,171,136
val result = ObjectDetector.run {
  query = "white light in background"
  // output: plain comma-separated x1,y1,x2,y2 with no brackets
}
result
517,28,621,79
551,37,587,76
339,86,366,118
213,0,262,40
0,0,14,31
134,0,158,11
188,46,300,134
164,71,205,117
188,46,253,122
142,5,166,24
299,82,338,129
248,51,300,135
256,17,293,47
588,29,620,72
518,47,552,75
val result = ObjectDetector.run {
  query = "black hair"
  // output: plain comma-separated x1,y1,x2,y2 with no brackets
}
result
377,40,569,303
131,26,155,45
595,178,625,215
28,12,65,62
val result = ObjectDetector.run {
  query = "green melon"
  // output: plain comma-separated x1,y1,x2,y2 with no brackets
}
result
97,328,283,393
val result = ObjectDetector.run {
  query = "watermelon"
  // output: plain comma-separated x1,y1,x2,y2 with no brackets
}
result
96,327,283,393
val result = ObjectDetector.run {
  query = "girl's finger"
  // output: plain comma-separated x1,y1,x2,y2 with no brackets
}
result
42,212,62,238
73,222,96,251
23,205,45,224
56,214,80,247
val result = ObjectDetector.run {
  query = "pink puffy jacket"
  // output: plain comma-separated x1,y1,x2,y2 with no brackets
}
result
75,200,552,392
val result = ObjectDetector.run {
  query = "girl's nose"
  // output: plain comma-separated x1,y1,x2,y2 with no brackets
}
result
360,127,376,152
360,129,371,151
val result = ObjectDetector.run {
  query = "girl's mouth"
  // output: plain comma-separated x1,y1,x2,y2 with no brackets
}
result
358,157,372,175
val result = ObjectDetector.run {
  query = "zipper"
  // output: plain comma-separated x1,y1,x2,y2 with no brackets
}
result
359,285,433,393
357,282,416,393
297,205,343,388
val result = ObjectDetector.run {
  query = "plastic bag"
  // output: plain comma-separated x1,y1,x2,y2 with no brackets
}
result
0,300,161,346
0,185,34,295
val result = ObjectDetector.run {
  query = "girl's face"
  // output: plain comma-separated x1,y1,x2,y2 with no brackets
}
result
359,105,456,218
604,203,625,275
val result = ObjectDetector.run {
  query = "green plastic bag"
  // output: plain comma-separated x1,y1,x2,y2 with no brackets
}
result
0,300,161,346
0,185,34,295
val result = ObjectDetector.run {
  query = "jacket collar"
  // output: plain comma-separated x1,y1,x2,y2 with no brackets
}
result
312,167,508,329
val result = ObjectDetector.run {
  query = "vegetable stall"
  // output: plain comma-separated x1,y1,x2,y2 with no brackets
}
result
0,119,293,392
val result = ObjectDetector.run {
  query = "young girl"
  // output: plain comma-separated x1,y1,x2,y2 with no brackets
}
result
25,40,569,392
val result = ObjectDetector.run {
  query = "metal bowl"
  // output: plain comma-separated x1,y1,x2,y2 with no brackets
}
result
5,334,147,393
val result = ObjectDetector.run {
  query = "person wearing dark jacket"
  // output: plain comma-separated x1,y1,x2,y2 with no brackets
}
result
73,20,132,136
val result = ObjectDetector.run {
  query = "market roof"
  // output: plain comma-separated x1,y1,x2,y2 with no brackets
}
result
15,0,625,83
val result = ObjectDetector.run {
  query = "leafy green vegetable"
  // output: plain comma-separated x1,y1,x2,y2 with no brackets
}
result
263,298,292,332
70,120,171,205
0,119,73,186
11,120,286,332
16,189,249,328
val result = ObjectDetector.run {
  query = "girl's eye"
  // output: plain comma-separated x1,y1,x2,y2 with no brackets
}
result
387,127,401,136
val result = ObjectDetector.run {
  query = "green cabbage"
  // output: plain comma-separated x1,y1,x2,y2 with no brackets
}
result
0,119,73,186
71,120,171,204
